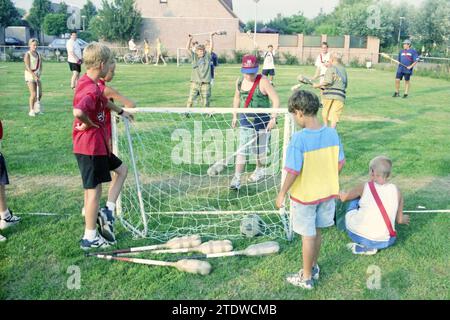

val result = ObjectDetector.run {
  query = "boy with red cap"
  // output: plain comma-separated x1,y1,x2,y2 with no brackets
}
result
230,54,280,190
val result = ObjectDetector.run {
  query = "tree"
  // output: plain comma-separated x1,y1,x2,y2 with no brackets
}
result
81,0,97,30
413,0,450,48
43,13,67,36
57,1,68,15
0,0,21,27
90,0,142,44
26,0,52,42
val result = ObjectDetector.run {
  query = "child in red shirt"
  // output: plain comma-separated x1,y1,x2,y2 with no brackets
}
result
73,43,132,250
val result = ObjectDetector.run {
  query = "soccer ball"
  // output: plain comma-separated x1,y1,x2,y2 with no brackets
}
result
240,214,264,238
207,162,226,176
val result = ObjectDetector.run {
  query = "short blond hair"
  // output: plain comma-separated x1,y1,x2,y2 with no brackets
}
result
369,156,392,178
28,38,39,46
330,51,343,64
83,42,112,70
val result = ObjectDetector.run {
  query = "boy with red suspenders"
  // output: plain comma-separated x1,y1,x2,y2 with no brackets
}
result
230,55,280,190
339,156,410,255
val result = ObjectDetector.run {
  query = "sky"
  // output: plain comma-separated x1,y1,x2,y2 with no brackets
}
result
13,0,425,22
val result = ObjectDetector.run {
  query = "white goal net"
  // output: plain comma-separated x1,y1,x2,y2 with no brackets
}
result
112,108,294,241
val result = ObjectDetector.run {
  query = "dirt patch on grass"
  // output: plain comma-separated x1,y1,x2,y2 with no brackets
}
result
9,175,80,196
343,115,405,124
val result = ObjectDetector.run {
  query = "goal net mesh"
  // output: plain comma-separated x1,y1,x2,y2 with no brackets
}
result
113,108,293,241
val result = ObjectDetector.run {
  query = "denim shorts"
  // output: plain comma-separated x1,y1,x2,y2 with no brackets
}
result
290,198,335,237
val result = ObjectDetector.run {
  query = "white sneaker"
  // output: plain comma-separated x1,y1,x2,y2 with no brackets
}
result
0,234,6,241
346,243,378,255
81,207,85,216
286,270,314,289
28,111,36,117
248,167,265,183
230,175,241,190
0,210,21,230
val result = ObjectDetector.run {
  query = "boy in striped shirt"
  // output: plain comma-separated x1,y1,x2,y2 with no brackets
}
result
313,52,348,129
276,90,345,289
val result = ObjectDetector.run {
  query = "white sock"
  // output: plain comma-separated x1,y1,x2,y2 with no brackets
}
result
83,229,97,241
0,209,10,220
106,201,116,213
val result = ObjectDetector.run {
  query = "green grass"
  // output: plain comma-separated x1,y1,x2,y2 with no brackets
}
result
0,61,449,300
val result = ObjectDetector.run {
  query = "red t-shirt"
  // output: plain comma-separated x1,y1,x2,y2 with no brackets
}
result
72,74,109,156
97,79,112,140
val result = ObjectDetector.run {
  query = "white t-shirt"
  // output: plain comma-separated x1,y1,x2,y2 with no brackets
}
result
129,40,137,51
263,51,275,70
315,52,330,82
346,182,399,242
67,38,82,64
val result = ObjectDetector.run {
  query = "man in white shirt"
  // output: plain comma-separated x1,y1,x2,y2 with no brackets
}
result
66,31,82,89
128,38,137,52
261,44,276,84
313,42,330,84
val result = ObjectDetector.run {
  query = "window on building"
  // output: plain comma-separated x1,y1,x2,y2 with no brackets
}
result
160,0,167,3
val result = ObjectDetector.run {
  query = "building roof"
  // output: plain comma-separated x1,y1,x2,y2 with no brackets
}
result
218,0,237,19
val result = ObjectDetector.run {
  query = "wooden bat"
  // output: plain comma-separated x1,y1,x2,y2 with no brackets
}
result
90,254,212,275
150,240,233,255
87,234,202,256
176,241,280,260
379,53,409,68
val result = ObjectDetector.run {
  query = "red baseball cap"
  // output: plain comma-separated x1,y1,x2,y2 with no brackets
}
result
241,54,259,74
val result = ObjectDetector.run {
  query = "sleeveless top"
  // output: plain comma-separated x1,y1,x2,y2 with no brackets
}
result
237,76,271,130
24,51,41,81
346,182,399,242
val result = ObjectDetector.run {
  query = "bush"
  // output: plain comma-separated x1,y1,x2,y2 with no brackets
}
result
218,53,228,64
281,52,299,65
233,50,247,64
349,57,364,68
78,31,98,43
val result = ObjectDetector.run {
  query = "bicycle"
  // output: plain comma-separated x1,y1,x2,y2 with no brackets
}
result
123,49,149,65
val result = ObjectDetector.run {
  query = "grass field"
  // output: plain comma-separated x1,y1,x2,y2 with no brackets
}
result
0,61,449,300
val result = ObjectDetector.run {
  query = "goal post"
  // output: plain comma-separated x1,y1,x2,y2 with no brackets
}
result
113,107,294,241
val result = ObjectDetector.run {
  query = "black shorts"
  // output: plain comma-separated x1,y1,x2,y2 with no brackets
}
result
0,154,10,185
396,71,411,81
68,62,81,73
75,153,123,189
262,69,275,76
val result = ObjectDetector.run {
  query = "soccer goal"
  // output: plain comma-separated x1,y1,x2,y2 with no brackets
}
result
112,108,295,241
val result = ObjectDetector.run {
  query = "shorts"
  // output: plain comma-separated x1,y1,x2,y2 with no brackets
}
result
75,153,123,189
68,62,81,73
187,82,211,108
238,127,270,156
396,71,411,81
290,198,335,237
322,99,345,124
0,154,10,185
262,69,275,76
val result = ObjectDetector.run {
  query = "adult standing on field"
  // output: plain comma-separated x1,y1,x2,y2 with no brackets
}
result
154,38,167,66
67,31,83,90
313,42,330,84
393,39,420,98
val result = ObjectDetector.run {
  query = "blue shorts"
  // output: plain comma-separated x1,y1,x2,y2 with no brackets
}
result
345,199,396,250
262,69,275,76
290,199,335,237
0,154,10,185
396,71,411,81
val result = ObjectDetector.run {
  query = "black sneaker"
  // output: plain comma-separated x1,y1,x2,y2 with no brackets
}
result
97,207,116,243
402,94,408,98
80,234,112,251
392,92,400,98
